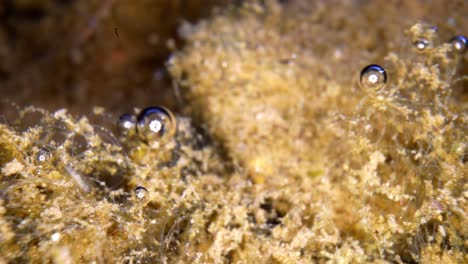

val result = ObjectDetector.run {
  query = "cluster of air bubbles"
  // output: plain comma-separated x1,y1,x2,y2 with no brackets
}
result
450,35,467,54
133,186,149,204
412,34,467,54
359,33,466,92
118,106,176,144
359,64,387,91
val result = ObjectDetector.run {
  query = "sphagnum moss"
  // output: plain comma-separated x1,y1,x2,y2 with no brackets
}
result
1,0,468,263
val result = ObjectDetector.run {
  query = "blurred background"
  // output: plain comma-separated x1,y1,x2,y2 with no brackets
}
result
0,0,235,116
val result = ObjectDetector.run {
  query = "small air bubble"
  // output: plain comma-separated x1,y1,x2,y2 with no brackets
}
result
414,39,429,51
136,106,176,143
118,113,137,133
36,148,51,164
133,186,149,204
450,35,467,54
51,232,61,242
359,64,387,91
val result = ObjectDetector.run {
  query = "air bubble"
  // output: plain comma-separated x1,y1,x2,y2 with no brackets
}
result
51,232,61,242
136,106,176,143
118,113,136,133
36,148,51,164
133,186,149,204
359,64,387,91
450,35,467,54
414,39,429,52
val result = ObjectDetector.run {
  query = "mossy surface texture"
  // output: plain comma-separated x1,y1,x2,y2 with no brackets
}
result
0,0,467,263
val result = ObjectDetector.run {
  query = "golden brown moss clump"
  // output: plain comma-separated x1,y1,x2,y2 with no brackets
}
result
1,0,467,263
169,0,467,262
0,107,231,263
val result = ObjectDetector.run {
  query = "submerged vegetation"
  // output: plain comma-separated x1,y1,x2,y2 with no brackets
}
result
0,0,467,263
